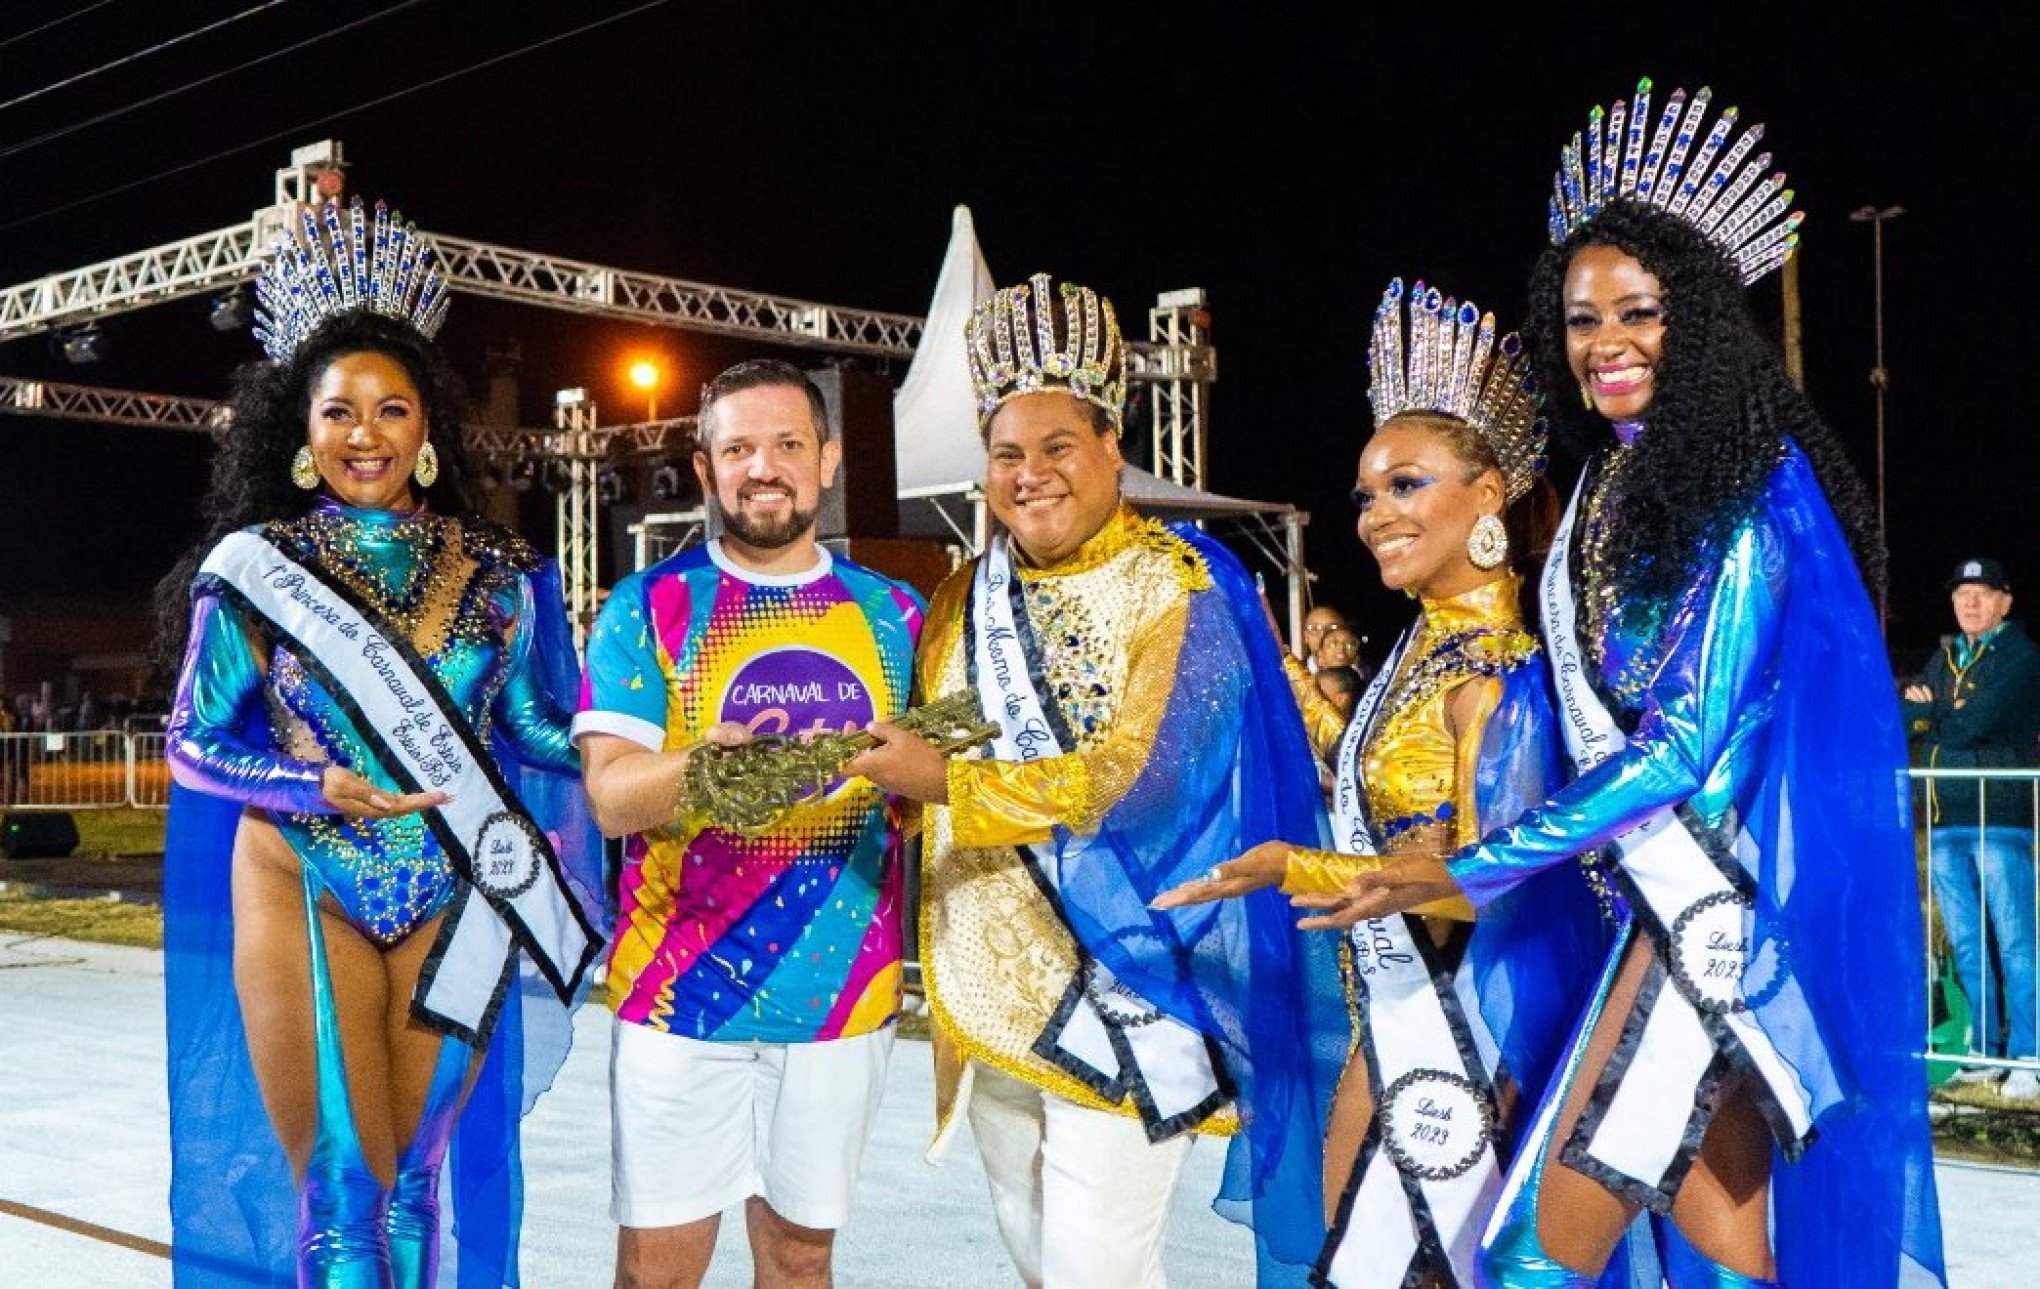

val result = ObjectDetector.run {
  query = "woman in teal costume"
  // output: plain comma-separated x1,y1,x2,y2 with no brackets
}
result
158,223,598,1286
1310,81,1946,1287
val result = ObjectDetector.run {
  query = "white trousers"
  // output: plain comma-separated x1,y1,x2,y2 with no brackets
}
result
965,1062,1194,1289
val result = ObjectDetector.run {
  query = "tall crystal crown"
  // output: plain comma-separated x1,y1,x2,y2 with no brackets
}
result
966,273,1127,432
1368,278,1546,501
253,196,451,363
1547,77,1803,285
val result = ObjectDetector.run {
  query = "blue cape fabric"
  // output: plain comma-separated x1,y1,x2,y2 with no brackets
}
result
1465,663,1613,1128
1751,450,1944,1286
165,561,602,1287
1036,524,1347,1282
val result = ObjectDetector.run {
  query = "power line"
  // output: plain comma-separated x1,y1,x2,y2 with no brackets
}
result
1,1,428,161
0,1,291,114
0,1,116,52
0,0,671,234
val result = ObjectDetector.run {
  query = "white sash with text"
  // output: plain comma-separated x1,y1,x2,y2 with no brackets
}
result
201,530,595,1040
969,537,1223,1132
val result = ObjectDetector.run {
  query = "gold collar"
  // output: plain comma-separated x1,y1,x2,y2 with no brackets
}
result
1419,574,1525,634
1014,503,1144,580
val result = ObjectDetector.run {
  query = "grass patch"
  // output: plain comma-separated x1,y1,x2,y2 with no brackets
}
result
0,889,162,949
73,807,168,856
1934,1108,2040,1168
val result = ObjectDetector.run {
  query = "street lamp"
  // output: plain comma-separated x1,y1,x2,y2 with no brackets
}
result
1848,203,1903,631
629,360,660,421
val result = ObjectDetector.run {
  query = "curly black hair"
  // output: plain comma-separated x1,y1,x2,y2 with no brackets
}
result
1524,201,1885,611
152,311,484,665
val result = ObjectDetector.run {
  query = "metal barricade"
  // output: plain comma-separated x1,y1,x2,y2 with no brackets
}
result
0,729,135,809
1913,766,2040,1086
127,731,171,807
0,729,171,811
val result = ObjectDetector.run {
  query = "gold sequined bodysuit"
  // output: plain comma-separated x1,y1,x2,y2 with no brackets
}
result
1282,576,1538,915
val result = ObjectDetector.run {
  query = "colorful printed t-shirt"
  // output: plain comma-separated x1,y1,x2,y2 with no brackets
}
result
575,541,924,1042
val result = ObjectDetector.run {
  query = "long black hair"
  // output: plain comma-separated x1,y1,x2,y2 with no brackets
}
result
1524,201,1885,611
152,311,481,665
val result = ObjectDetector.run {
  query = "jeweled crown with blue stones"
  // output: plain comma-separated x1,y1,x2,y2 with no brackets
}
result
1368,278,1547,502
1548,77,1803,285
966,273,1128,433
253,196,451,363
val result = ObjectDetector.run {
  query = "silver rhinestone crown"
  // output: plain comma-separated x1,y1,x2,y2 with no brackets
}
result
966,273,1128,432
254,196,451,363
1548,77,1803,285
1367,277,1547,502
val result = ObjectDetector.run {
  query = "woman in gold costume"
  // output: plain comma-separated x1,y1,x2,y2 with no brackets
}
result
1157,279,1609,1287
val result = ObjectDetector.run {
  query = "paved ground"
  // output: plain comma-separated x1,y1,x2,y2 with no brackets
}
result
1,932,2032,1286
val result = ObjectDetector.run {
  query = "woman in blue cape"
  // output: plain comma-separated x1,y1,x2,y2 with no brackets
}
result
1316,80,1946,1287
156,198,602,1287
1158,279,1614,1287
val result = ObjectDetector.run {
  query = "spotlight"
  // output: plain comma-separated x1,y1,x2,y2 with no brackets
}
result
510,460,536,493
650,463,682,500
56,324,104,364
598,469,626,504
539,459,569,494
209,287,251,331
478,466,502,493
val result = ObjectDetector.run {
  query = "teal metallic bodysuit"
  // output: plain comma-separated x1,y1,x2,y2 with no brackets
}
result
169,499,577,943
166,498,584,1287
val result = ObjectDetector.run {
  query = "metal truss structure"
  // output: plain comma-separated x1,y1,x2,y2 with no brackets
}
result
2,368,689,651
1142,289,1215,489
1,371,692,459
1,374,224,431
2,139,1221,636
548,390,602,652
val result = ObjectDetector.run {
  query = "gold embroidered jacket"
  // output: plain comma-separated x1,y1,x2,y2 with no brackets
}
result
918,505,1239,1138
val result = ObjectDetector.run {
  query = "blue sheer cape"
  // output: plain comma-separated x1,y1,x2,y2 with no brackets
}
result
1036,524,1347,1281
1751,450,1944,1286
1464,663,1613,1125
165,561,602,1286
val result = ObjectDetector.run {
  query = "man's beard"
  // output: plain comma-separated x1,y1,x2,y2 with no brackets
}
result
715,492,817,549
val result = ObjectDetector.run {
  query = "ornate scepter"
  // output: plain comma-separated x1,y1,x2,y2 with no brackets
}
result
682,691,1001,837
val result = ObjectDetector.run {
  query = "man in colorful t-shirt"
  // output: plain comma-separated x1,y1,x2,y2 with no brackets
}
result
577,359,924,1288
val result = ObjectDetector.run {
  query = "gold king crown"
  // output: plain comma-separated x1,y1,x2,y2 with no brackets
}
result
1368,278,1547,501
966,273,1128,433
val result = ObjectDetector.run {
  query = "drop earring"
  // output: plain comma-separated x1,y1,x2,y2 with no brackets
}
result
1467,514,1509,570
290,445,319,491
413,442,439,488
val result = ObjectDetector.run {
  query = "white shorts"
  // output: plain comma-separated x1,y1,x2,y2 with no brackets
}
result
610,1018,895,1231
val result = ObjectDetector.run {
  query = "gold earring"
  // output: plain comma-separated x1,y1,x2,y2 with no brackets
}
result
290,445,319,491
1467,514,1509,570
414,442,440,488
1579,383,1595,410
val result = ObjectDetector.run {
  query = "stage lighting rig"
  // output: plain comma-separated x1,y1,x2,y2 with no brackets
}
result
55,324,104,364
209,287,251,331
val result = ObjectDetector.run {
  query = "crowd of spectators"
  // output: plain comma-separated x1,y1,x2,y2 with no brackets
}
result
7,684,168,735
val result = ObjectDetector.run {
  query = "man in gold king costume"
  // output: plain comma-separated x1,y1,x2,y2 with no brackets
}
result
850,274,1346,1287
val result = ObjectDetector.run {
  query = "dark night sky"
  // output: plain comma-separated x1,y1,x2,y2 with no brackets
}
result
3,2,2032,669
